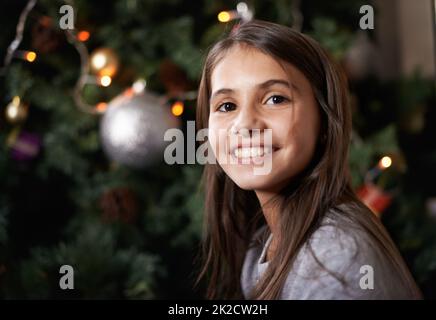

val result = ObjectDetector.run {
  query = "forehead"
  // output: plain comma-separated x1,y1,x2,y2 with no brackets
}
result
210,44,308,92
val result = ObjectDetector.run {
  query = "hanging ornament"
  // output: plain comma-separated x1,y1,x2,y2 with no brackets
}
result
31,16,62,54
99,187,139,224
99,89,180,169
5,96,29,124
356,183,393,217
90,47,119,77
7,129,42,162
356,154,405,216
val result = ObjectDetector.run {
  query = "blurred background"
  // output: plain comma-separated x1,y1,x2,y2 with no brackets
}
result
0,0,435,299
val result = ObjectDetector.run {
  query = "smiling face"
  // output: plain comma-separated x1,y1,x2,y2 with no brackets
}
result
208,44,321,193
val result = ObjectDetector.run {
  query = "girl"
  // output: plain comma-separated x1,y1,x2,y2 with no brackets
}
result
195,20,421,300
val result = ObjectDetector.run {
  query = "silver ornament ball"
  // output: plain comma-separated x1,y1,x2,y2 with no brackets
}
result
100,90,180,168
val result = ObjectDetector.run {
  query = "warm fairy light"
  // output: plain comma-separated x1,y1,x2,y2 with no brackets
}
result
91,53,107,70
6,103,19,119
25,51,36,62
96,102,108,113
379,156,392,169
77,30,90,42
171,101,184,116
12,96,20,105
90,48,119,77
218,11,231,22
100,75,112,87
5,96,28,122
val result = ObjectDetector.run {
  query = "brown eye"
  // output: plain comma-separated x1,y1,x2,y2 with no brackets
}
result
265,95,288,105
217,102,237,112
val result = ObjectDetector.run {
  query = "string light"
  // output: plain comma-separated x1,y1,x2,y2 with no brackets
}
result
91,53,107,70
217,2,253,23
24,51,36,62
63,0,99,114
77,30,90,42
6,96,21,119
379,156,392,169
89,48,119,77
171,101,184,116
0,0,37,76
218,11,231,22
2,0,197,117
5,96,29,123
100,75,112,87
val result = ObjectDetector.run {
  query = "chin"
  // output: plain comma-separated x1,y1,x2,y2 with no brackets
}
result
227,173,277,191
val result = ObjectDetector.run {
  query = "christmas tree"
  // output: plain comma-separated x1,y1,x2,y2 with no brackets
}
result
1,0,435,299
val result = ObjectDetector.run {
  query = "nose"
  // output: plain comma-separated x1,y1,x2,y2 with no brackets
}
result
230,104,266,138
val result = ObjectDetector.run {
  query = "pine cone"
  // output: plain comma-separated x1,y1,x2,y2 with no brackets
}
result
99,187,139,224
158,59,192,97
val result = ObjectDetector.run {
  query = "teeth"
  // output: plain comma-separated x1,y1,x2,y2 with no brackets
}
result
233,147,273,159
253,148,261,157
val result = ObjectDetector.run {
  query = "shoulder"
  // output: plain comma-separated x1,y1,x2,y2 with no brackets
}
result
281,205,387,299
307,209,367,273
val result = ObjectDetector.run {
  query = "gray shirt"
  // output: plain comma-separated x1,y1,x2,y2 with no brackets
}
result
241,210,417,299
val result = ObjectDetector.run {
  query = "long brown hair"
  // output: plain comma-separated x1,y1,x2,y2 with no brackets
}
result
195,20,421,299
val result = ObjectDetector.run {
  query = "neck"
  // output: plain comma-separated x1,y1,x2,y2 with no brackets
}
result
255,189,283,261
255,190,280,232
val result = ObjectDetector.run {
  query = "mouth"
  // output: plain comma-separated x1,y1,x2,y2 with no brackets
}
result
229,145,279,163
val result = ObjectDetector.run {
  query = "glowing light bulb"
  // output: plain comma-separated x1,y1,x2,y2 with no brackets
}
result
379,156,392,169
5,96,28,123
77,30,90,42
25,51,36,62
171,101,184,116
90,48,119,77
100,75,112,87
6,104,18,119
218,11,231,22
92,53,107,70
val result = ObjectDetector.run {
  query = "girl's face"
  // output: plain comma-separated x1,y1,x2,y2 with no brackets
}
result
208,44,321,193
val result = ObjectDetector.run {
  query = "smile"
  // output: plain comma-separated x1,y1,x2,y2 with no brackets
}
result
229,145,279,165
233,146,272,159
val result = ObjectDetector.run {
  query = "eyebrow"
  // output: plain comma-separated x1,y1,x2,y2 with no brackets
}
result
210,79,298,101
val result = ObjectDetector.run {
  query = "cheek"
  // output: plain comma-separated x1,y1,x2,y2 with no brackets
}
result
208,117,228,160
288,121,318,150
276,103,320,164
